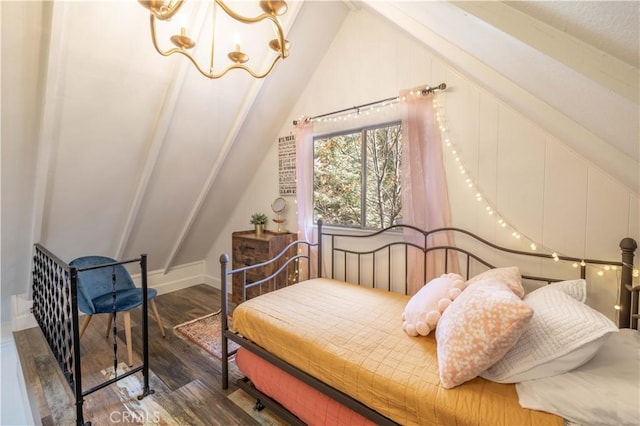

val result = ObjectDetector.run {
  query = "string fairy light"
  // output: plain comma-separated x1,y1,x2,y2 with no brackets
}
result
296,88,433,126
431,96,639,279
433,97,544,251
295,90,639,282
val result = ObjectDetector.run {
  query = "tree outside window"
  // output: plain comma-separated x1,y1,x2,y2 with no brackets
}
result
313,122,402,229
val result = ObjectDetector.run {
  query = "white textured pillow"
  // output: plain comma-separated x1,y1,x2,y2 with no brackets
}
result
466,266,525,298
516,329,640,426
537,279,587,303
481,287,617,383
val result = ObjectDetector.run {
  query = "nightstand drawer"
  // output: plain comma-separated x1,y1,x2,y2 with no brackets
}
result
231,230,295,305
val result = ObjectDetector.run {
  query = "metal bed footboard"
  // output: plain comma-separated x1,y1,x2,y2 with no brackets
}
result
220,234,319,391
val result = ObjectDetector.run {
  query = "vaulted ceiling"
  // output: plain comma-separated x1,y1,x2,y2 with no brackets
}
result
3,0,350,273
2,1,638,322
367,1,638,188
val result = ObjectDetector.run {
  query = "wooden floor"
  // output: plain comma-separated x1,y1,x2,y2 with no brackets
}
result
14,284,271,426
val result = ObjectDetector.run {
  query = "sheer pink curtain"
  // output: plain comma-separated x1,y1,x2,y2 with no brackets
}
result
401,88,459,294
295,118,317,279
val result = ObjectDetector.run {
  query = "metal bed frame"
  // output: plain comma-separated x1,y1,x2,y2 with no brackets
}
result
220,220,637,425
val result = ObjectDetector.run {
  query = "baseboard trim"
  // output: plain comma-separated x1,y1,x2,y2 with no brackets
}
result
11,294,37,332
203,273,221,290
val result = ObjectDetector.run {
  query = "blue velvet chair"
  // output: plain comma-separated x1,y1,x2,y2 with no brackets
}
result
70,255,165,366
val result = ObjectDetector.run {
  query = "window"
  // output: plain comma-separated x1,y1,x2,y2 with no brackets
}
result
313,122,402,229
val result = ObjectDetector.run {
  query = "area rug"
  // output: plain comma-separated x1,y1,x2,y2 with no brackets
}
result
173,310,239,360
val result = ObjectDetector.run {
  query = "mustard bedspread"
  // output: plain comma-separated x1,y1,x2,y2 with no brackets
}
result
232,278,563,426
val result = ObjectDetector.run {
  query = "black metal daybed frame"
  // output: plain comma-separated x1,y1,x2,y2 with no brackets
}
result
220,220,637,425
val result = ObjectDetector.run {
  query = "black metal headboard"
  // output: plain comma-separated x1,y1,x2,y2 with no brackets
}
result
317,220,637,329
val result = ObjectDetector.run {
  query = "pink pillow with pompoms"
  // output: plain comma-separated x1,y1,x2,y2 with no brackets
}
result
402,273,465,337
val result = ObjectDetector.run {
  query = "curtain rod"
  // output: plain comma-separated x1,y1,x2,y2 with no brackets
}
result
293,83,446,125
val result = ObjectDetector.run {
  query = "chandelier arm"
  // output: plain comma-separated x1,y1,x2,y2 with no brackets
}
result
151,44,279,80
149,15,209,77
171,50,220,79
215,0,278,25
228,56,281,79
204,55,281,79
149,15,168,56
148,0,186,20
270,16,287,58
149,17,190,58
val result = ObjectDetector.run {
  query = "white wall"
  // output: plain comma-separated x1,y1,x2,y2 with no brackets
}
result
204,138,287,285
205,7,639,319
1,1,46,322
442,70,639,316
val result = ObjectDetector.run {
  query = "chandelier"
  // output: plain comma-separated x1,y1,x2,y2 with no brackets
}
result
139,0,290,79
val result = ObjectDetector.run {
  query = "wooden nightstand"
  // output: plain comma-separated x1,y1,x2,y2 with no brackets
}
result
231,230,296,305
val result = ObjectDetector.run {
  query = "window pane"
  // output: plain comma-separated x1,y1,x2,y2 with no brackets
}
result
365,124,403,228
313,122,402,229
314,133,362,226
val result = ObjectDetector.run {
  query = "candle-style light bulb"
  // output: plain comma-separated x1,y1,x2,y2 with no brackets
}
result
234,32,242,52
227,32,248,64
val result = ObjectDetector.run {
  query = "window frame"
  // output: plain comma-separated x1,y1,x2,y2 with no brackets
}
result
312,120,403,230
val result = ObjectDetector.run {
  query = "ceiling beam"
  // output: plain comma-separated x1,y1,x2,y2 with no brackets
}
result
161,0,305,273
115,1,209,261
362,0,639,193
455,1,638,103
30,2,69,247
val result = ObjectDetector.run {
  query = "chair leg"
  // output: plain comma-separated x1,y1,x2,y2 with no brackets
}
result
124,311,133,367
105,313,115,339
79,315,92,338
150,299,166,337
